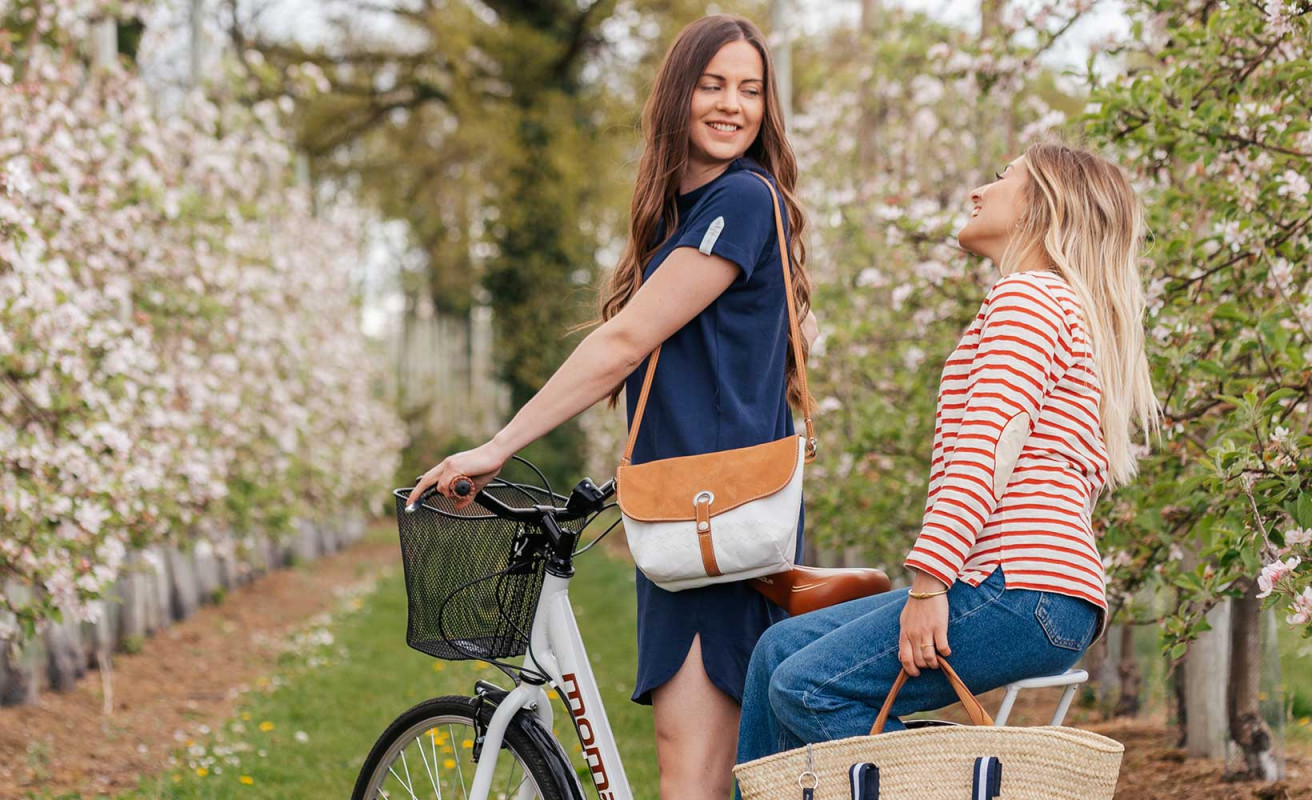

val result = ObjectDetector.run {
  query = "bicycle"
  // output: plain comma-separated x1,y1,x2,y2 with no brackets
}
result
351,459,1086,800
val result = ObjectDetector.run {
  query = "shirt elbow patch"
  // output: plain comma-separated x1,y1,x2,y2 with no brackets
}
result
993,412,1030,497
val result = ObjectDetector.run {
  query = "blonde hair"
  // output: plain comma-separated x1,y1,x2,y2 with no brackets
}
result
1000,140,1163,490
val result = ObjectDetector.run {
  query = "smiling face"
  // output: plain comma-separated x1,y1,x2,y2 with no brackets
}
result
957,156,1031,262
686,40,765,175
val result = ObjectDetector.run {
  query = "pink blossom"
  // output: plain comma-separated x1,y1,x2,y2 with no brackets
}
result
1257,556,1302,598
1287,587,1312,626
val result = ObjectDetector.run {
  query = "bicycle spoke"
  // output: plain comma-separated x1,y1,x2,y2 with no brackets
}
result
432,723,448,797
502,758,516,797
448,725,469,798
416,729,438,798
387,763,419,800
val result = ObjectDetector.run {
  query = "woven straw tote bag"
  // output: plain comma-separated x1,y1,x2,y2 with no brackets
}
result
733,659,1123,800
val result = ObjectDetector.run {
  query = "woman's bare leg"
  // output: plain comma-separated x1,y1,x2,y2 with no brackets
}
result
651,634,741,800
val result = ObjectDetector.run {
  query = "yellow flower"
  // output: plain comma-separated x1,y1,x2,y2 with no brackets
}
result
432,662,446,672
442,745,453,754
259,721,275,732
443,758,457,769
1300,716,1311,726
462,739,474,749
239,775,254,785
186,739,195,747
240,712,253,721
196,767,209,778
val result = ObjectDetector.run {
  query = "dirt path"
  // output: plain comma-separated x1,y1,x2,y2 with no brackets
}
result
0,533,399,798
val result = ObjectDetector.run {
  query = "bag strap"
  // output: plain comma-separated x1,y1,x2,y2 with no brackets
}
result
620,171,816,466
869,657,995,735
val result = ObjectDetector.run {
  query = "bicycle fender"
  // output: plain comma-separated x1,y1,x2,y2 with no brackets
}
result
477,684,587,800
514,710,588,800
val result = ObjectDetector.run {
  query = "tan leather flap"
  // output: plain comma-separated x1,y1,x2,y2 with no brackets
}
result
616,435,802,522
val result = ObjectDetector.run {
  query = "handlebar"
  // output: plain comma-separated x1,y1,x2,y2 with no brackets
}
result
404,476,616,525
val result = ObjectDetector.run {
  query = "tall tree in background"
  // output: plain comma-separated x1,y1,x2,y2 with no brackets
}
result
226,0,760,483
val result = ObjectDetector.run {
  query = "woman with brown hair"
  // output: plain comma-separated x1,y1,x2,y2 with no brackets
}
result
409,15,815,799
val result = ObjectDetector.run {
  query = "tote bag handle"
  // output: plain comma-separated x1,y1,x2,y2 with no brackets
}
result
870,657,996,735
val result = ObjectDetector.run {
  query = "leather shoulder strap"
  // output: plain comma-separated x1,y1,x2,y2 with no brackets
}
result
620,171,816,466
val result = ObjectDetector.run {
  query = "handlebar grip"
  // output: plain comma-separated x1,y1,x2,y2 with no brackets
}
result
454,478,473,497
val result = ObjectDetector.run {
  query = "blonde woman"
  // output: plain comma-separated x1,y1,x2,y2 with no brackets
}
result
736,141,1162,765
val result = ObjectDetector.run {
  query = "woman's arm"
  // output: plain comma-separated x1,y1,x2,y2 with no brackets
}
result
407,246,741,509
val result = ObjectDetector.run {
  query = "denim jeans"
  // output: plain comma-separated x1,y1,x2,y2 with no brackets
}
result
735,565,1100,770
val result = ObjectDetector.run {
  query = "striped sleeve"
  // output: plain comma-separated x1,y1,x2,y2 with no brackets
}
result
904,274,1071,587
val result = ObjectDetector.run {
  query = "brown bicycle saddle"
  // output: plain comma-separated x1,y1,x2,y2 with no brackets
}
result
751,565,892,616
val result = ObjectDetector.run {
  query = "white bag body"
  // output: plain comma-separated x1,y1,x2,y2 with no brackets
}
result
620,436,804,591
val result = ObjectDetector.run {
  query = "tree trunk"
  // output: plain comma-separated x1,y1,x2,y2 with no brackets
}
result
1228,579,1280,780
1184,599,1231,758
856,0,883,198
0,580,40,706
166,545,201,622
1082,633,1110,713
1114,623,1141,717
44,613,87,692
1173,658,1187,748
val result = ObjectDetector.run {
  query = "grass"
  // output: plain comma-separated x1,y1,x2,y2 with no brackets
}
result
112,542,659,800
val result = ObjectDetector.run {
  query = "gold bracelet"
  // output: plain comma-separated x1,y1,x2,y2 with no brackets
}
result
908,588,949,599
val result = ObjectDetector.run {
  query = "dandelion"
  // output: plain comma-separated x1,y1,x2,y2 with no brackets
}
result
462,739,474,749
432,662,445,672
240,775,254,785
259,721,275,732
196,767,209,778
444,758,457,769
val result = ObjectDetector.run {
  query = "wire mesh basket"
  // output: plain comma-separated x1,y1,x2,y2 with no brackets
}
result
393,483,584,662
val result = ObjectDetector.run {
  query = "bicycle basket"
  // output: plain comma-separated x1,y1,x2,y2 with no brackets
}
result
393,483,584,662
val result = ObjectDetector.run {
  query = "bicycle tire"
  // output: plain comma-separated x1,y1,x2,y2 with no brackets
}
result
351,694,574,800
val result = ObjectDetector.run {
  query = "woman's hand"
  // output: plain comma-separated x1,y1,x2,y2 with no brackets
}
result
407,440,509,512
897,570,952,677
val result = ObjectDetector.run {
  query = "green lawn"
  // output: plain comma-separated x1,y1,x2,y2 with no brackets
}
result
114,545,659,800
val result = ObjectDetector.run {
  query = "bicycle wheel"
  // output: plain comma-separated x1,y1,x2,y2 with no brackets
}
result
352,695,569,800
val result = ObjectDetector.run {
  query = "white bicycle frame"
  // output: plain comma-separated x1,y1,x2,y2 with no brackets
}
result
468,570,632,800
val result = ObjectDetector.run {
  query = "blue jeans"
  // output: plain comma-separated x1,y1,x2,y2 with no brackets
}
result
735,565,1100,768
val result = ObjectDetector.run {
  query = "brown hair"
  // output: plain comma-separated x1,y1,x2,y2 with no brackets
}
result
598,15,811,408
1001,140,1163,490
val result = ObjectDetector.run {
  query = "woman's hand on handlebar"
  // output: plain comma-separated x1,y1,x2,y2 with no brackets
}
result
408,440,508,512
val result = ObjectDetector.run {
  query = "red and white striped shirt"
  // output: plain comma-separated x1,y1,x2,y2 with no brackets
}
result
903,270,1109,629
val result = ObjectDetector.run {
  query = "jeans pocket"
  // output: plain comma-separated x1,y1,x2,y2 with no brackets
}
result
1034,592,1097,652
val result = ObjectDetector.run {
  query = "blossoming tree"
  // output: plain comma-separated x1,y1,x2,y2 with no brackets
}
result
0,1,404,650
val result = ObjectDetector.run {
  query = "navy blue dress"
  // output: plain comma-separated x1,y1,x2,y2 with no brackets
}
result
625,157,805,706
